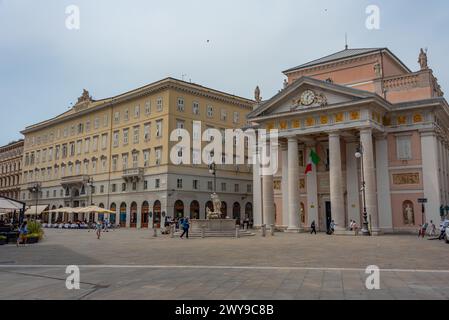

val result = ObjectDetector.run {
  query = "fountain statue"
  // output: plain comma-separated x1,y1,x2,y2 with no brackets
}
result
206,193,222,220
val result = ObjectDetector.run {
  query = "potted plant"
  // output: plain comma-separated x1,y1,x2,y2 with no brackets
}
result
26,221,44,244
0,235,6,245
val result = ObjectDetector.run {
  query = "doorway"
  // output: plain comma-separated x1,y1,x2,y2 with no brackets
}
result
325,201,332,231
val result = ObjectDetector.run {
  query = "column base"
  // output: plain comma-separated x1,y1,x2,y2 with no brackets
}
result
285,227,304,233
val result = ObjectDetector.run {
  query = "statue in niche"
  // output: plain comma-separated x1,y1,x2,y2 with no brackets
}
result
403,201,415,225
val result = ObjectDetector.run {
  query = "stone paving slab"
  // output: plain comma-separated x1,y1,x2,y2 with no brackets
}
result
0,229,448,300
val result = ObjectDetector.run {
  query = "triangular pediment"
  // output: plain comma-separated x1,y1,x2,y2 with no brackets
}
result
248,77,379,119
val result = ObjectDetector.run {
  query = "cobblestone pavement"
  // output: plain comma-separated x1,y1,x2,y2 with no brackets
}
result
0,229,448,300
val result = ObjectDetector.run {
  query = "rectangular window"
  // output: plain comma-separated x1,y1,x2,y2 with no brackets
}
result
114,112,120,124
70,142,75,157
143,180,148,190
112,156,118,171
134,105,140,118
155,179,160,189
233,112,240,124
77,140,82,155
123,129,129,145
112,184,117,192
122,183,127,192
103,114,109,127
177,179,183,189
122,154,128,170
207,181,213,191
133,126,140,144
221,182,226,191
144,123,151,141
156,120,163,138
221,109,227,121
155,147,162,165
193,102,200,115
55,145,60,160
101,134,108,150
193,180,199,190
157,98,163,111
93,136,99,152
145,101,151,115
92,160,97,174
207,105,213,118
124,108,129,121
84,138,90,153
94,117,100,129
86,120,91,132
100,185,105,193
143,150,150,167
113,131,119,147
48,148,53,162
234,184,239,193
247,184,252,193
132,153,138,168
177,97,185,112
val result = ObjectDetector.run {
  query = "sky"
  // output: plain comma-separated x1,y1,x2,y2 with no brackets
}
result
0,0,448,145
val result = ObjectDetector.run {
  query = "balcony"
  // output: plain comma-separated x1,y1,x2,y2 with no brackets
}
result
61,175,89,188
122,168,144,182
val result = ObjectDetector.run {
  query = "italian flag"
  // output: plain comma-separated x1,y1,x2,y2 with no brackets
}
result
305,149,320,175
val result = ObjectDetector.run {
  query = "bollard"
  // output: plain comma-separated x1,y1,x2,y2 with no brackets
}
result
270,224,275,236
170,224,175,238
261,224,266,237
153,227,158,238
235,226,240,238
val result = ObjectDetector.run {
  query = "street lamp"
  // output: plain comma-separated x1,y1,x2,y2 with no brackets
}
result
88,177,94,206
208,162,217,194
355,146,370,236
31,183,41,221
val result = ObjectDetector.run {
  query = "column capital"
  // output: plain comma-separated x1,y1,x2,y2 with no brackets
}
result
286,136,298,143
327,131,341,138
359,127,373,135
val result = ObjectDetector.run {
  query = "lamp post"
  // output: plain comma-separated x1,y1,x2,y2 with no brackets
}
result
208,162,217,194
31,183,41,221
88,177,94,205
355,146,370,236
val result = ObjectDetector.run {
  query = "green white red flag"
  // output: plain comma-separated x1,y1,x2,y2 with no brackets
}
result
305,149,320,174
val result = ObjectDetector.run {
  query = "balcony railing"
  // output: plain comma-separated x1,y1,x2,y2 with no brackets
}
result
122,168,144,182
61,175,89,187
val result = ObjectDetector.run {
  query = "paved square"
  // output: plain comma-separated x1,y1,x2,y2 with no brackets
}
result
0,229,448,300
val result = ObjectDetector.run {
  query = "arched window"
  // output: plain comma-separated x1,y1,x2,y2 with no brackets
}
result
174,200,184,219
233,202,241,221
153,200,161,228
119,202,127,227
142,201,149,228
130,202,138,228
110,203,117,224
190,201,200,219
245,203,253,221
221,201,227,218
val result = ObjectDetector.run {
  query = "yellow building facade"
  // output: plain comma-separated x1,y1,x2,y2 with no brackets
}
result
21,78,254,228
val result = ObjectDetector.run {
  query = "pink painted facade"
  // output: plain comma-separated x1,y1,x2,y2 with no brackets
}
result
252,47,449,234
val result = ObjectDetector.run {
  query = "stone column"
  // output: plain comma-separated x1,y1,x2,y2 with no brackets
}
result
345,140,361,225
287,137,301,232
360,128,379,234
137,206,142,229
126,204,131,228
420,130,441,224
252,144,263,227
305,143,319,231
329,132,345,232
281,142,289,229
375,134,393,232
262,173,275,227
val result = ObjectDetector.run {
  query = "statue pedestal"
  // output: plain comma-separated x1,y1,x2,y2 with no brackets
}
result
191,219,237,232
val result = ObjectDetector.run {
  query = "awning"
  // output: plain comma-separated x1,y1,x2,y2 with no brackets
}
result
25,205,49,216
0,197,24,212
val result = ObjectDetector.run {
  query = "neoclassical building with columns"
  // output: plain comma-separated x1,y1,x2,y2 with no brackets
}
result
249,47,449,234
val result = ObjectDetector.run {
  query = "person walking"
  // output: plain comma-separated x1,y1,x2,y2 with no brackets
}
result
419,221,429,239
428,220,437,237
95,221,102,240
180,217,190,239
310,220,317,235
16,221,28,247
329,220,336,235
